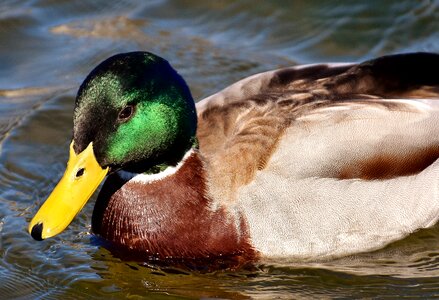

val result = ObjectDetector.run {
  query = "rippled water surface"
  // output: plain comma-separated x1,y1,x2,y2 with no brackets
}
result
1,0,439,298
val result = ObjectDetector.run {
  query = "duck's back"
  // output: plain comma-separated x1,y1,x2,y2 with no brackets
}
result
196,53,439,260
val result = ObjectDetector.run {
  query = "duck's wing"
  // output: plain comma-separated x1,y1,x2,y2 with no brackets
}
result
237,99,439,260
198,53,439,260
197,52,439,112
196,53,439,201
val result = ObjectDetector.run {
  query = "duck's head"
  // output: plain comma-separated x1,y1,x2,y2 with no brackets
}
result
28,52,197,240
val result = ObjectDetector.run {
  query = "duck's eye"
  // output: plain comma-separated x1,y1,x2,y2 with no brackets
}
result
118,105,135,121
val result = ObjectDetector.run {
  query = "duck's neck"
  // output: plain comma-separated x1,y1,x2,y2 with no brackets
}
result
92,149,256,268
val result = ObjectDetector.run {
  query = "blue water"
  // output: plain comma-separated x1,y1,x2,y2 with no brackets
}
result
0,0,438,298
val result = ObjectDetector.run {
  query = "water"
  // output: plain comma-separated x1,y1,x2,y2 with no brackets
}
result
0,0,438,298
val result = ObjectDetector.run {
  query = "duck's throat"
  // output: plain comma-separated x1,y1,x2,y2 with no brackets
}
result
91,150,256,267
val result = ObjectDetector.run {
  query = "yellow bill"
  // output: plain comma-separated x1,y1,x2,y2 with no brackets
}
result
29,141,109,240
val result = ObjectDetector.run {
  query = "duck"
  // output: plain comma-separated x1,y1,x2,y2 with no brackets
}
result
29,51,439,269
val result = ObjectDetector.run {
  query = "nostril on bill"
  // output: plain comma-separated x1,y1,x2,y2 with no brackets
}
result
75,168,85,178
31,223,44,241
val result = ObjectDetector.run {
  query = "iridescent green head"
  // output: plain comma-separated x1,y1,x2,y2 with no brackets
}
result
73,52,197,172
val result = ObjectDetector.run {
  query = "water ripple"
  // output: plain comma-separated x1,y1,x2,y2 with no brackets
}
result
0,0,438,298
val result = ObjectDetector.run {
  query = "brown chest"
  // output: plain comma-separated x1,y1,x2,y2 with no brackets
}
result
91,153,257,269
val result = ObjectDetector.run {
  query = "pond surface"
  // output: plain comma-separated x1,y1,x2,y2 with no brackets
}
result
1,0,439,298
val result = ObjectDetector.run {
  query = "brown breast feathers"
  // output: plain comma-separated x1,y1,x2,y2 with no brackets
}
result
91,151,257,270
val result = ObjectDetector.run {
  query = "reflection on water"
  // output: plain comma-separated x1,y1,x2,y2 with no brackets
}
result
0,0,438,298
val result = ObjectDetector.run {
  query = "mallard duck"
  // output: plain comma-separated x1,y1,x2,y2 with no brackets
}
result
29,52,439,267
